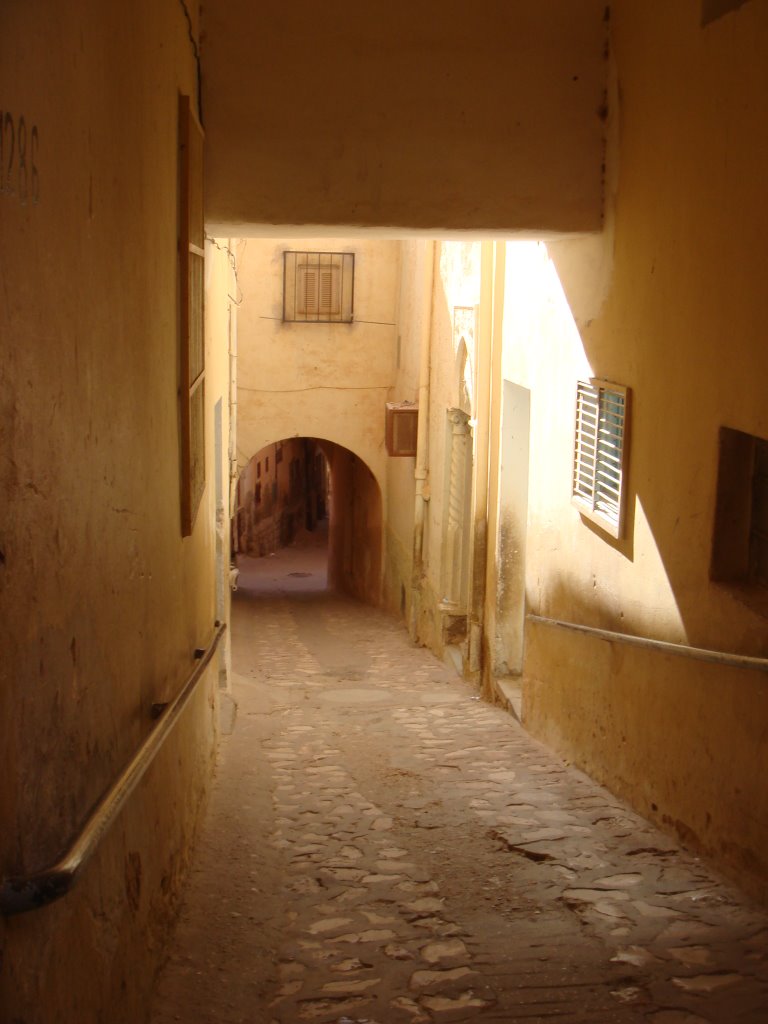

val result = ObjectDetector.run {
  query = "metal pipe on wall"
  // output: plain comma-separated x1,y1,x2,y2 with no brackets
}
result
0,623,227,916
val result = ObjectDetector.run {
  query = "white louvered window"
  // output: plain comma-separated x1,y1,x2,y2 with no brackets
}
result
283,251,354,323
572,379,630,539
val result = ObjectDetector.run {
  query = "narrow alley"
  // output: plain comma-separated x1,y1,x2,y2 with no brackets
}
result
6,7,768,1023
150,545,768,1024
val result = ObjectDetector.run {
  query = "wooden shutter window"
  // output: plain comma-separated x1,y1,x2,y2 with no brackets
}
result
386,403,419,457
283,251,354,322
301,268,318,314
179,94,206,537
572,379,630,539
298,266,340,316
319,268,338,314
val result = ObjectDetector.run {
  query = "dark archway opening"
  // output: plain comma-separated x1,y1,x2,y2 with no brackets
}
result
234,438,328,557
232,437,382,604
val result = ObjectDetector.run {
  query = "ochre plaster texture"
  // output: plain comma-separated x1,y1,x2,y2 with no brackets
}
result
416,243,483,662
382,241,430,623
0,2,231,1020
235,238,395,604
499,1,768,901
3,11,768,1024
235,237,398,495
202,1,607,234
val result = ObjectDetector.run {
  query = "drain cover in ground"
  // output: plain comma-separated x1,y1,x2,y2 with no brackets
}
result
287,571,312,577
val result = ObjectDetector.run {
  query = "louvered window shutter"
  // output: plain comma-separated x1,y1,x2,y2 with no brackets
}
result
319,269,336,314
302,269,319,314
283,252,354,322
572,380,629,539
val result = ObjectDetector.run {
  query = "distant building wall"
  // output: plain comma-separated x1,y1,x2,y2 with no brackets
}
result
236,237,398,602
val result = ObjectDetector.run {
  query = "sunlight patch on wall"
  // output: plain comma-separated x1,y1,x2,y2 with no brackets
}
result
626,497,687,642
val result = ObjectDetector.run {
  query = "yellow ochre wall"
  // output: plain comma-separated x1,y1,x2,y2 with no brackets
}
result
382,241,431,622
0,2,231,1019
202,1,607,235
417,243,483,659
504,1,768,901
235,237,399,603
236,237,399,487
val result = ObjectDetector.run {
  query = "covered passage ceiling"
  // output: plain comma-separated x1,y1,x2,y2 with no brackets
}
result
202,1,608,236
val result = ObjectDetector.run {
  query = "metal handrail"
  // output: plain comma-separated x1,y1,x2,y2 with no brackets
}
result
0,622,227,916
527,614,768,673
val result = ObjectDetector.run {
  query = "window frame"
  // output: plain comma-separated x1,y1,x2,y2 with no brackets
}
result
282,251,355,323
572,378,631,540
711,426,768,590
178,93,206,538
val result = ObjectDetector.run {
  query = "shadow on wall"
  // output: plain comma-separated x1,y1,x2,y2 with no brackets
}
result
319,440,383,606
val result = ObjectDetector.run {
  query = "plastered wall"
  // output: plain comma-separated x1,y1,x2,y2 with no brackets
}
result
382,241,430,621
427,244,482,562
0,1,231,1018
235,238,398,603
398,242,483,658
202,1,607,234
236,237,398,489
499,0,768,900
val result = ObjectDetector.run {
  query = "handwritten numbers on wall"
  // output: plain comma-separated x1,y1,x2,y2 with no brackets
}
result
1,111,40,205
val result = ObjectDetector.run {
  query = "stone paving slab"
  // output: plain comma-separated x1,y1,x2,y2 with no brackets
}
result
150,581,768,1024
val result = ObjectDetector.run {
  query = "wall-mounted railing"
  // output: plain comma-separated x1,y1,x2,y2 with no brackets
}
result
527,614,768,673
0,622,227,917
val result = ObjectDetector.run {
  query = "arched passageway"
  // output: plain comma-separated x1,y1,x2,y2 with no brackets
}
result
233,437,382,605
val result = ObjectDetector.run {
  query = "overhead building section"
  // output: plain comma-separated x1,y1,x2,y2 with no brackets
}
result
202,1,608,234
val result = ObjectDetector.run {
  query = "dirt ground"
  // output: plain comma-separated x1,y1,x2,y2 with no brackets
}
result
149,536,768,1024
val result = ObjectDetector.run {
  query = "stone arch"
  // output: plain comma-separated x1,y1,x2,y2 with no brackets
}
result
237,417,386,503
235,434,383,606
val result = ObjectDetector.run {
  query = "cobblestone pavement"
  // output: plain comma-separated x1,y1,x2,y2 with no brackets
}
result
150,552,768,1024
